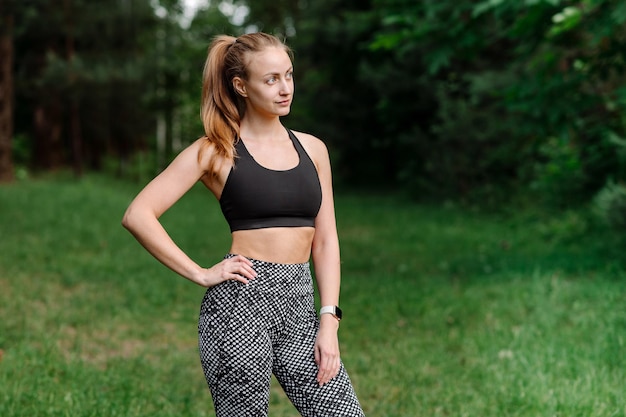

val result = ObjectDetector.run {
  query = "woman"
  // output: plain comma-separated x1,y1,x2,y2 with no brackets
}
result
122,32,364,416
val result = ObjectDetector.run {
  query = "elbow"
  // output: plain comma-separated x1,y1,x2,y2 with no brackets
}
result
121,206,136,232
122,203,157,234
311,234,340,258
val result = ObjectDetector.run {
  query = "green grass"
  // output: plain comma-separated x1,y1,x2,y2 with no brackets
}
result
1,175,625,416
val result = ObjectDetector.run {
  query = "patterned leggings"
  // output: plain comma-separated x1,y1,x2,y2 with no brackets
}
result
198,255,365,417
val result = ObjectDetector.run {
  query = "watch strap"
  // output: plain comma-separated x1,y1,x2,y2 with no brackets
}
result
320,305,342,321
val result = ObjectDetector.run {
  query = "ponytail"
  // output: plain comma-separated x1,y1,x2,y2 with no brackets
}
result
198,33,292,177
199,35,241,177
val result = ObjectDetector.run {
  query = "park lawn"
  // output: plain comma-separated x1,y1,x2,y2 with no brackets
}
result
0,175,624,417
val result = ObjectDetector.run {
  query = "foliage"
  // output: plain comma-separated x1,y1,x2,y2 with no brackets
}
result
531,136,588,205
8,0,237,175
10,0,159,172
272,0,626,201
360,0,626,203
6,0,626,207
0,177,625,416
593,180,626,230
296,2,392,186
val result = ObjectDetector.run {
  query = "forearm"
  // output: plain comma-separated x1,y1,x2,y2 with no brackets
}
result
312,237,341,308
122,208,203,282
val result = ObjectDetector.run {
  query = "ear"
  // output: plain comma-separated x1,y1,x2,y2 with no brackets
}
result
232,77,247,97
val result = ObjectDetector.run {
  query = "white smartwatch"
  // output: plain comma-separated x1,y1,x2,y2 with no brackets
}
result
320,305,343,321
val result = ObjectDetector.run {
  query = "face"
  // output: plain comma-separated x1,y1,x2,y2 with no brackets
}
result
233,46,294,119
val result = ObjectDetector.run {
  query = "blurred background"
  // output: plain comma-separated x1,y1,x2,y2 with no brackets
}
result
0,0,625,215
1,2,626,416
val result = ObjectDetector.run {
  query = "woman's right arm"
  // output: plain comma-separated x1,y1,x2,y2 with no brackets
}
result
121,139,256,287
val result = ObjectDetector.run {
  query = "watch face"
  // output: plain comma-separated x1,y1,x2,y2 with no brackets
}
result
335,306,343,320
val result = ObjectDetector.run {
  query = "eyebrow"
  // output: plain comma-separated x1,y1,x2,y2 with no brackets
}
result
263,67,294,77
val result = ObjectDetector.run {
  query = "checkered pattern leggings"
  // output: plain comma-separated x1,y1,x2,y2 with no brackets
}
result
198,255,365,417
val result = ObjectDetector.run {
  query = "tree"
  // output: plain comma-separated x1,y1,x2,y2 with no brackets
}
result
266,0,388,186
12,0,158,174
6,0,242,179
362,0,626,202
143,0,239,170
0,1,15,182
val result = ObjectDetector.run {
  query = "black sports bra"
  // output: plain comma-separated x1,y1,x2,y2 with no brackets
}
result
219,129,322,232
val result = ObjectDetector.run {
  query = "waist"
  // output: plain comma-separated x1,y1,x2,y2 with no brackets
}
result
224,254,314,295
230,227,315,264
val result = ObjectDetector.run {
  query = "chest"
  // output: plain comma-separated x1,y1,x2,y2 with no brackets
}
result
241,139,300,171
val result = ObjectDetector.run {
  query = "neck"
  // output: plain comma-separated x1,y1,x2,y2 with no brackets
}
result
239,115,285,142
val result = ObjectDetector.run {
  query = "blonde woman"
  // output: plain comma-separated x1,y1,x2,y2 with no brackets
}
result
122,32,364,416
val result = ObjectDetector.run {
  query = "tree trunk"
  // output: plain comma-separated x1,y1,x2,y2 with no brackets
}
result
65,0,83,177
0,12,15,182
68,100,83,176
33,101,64,170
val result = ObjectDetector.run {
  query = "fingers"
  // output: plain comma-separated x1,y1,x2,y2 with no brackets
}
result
315,345,340,386
197,255,257,288
222,255,257,284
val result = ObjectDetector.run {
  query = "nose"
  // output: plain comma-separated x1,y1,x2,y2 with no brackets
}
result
280,78,293,95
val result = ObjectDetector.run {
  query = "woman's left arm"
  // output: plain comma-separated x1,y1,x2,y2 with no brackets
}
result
302,133,342,387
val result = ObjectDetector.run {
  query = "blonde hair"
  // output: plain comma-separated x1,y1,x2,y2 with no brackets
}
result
199,32,292,177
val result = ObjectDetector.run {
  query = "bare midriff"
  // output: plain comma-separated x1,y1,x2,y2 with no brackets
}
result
229,227,315,264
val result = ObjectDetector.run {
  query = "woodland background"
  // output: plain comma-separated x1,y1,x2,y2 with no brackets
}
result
1,0,626,216
1,2,626,416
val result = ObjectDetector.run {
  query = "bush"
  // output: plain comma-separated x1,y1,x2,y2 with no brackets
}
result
593,181,626,231
531,136,588,207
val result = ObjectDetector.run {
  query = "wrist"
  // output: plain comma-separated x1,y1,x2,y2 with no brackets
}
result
187,265,208,285
319,313,340,329
319,305,342,322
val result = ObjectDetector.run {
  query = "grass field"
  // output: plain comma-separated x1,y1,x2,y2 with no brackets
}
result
1,175,625,416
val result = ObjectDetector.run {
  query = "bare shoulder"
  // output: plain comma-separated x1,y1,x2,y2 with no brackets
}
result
157,137,231,186
189,137,233,192
187,137,214,167
291,130,329,161
178,137,228,172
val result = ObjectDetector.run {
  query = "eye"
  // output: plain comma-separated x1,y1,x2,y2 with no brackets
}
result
266,76,277,84
286,71,294,80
